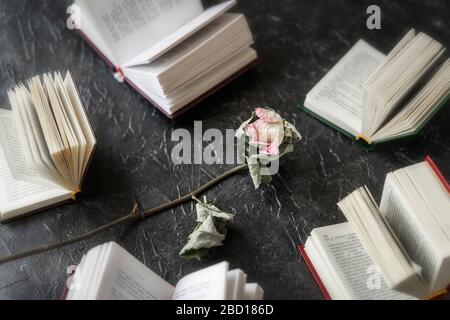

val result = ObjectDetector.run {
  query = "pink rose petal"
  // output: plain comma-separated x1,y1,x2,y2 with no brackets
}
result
266,138,281,155
255,108,282,124
244,123,259,144
244,108,285,156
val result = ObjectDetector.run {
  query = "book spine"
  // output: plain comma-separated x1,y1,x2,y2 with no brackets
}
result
298,244,332,300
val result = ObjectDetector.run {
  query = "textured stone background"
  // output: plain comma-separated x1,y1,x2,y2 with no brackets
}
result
0,0,449,299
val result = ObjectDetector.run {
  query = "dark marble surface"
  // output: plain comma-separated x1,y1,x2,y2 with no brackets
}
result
0,0,449,300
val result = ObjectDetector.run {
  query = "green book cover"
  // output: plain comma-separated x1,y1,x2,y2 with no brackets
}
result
298,94,450,150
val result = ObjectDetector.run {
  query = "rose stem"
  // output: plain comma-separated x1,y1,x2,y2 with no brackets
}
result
0,164,247,265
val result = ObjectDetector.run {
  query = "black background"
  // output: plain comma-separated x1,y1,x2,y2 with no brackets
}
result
0,0,449,299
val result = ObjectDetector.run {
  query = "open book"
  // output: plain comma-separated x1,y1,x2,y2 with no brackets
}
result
0,70,96,223
65,242,264,300
300,223,416,300
74,0,258,118
337,157,450,298
301,29,450,147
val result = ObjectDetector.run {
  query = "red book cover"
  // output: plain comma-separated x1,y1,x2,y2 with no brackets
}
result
298,244,332,300
425,155,450,194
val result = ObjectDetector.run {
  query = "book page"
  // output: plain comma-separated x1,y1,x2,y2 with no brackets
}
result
304,40,385,136
123,1,238,67
225,269,246,300
381,165,450,292
380,172,440,287
172,262,229,300
93,242,174,300
54,72,86,180
0,110,71,221
338,186,425,293
126,46,257,114
29,76,77,191
123,13,247,79
67,243,118,300
414,161,450,291
371,59,450,142
365,29,416,83
64,70,97,181
413,162,450,241
11,87,68,189
6,72,94,192
76,0,204,66
311,223,415,300
123,13,252,98
43,74,78,184
0,108,42,184
0,107,70,189
75,0,117,67
242,283,264,300
362,32,445,136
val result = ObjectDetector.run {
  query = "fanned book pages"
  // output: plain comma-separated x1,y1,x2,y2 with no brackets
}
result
0,70,96,223
301,29,450,147
337,157,450,299
73,0,259,118
299,223,416,300
64,242,264,300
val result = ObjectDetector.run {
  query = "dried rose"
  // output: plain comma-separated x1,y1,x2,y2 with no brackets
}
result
236,108,301,189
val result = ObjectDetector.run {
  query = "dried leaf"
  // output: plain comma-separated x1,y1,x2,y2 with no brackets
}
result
180,197,233,260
